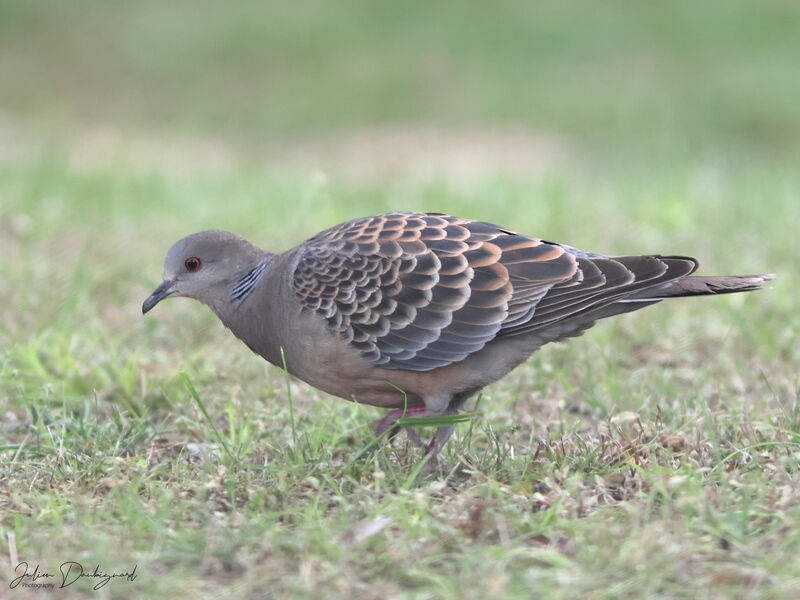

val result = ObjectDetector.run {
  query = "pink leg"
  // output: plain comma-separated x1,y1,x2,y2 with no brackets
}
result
375,408,458,457
426,425,456,456
375,406,428,447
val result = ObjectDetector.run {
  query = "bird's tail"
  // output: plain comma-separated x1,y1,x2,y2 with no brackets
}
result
620,273,776,302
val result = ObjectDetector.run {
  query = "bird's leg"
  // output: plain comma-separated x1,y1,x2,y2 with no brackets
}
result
375,407,457,458
422,389,471,458
426,425,456,457
374,406,428,447
375,408,403,438
412,425,456,474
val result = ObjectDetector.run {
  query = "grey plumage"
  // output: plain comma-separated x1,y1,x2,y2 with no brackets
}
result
143,211,774,452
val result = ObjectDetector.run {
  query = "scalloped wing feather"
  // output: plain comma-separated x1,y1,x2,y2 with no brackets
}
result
291,212,700,371
292,212,577,370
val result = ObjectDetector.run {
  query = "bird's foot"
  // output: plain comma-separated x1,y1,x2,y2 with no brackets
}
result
426,425,455,456
375,409,456,470
418,424,456,473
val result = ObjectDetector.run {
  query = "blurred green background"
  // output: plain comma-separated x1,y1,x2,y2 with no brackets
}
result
1,0,797,277
2,0,799,155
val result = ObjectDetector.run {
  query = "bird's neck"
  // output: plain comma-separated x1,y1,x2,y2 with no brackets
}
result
211,252,292,367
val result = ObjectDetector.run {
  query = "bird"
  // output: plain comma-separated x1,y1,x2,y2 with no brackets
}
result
142,211,773,454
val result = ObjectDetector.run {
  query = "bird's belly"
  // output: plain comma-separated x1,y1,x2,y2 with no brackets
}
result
284,338,428,409
234,308,424,409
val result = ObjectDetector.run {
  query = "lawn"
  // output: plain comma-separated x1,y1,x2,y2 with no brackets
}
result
1,1,799,598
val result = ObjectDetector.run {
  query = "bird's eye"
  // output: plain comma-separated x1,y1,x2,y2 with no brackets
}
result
184,257,201,272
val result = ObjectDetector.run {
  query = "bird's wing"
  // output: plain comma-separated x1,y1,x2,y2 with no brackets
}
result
291,212,576,370
291,212,700,370
496,254,698,337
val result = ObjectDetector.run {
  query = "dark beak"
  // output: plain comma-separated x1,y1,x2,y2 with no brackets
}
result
142,280,176,314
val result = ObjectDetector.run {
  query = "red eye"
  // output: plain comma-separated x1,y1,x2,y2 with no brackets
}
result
184,257,201,272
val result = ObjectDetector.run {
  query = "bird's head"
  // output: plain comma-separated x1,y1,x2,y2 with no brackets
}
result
142,230,265,314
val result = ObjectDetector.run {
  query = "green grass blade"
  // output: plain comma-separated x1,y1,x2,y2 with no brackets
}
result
181,372,233,459
280,347,298,452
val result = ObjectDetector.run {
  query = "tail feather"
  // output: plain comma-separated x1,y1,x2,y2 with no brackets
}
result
622,273,776,302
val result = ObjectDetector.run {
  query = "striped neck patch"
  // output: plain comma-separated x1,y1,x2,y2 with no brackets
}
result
231,260,267,302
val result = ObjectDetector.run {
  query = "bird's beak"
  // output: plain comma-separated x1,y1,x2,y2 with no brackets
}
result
142,280,176,314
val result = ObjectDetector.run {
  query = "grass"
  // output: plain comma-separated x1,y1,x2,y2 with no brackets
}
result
1,1,800,598
1,162,797,599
